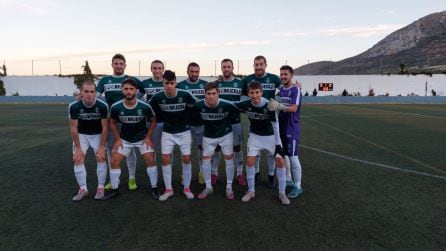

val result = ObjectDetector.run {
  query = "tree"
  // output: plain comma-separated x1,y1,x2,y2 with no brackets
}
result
0,79,5,96
74,61,96,89
2,64,6,76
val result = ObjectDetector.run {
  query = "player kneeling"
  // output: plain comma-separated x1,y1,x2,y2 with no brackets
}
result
69,80,109,201
234,81,290,205
101,79,159,200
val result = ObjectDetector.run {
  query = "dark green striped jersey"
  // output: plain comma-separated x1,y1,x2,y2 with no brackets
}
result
96,75,143,106
234,98,276,136
68,99,109,135
140,77,165,122
149,90,197,134
193,99,239,138
217,77,243,124
110,100,155,143
241,73,281,99
177,79,207,126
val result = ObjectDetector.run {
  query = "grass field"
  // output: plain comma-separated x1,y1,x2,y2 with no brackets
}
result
0,103,445,249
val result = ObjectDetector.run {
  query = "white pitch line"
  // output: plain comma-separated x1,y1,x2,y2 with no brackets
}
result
335,105,446,119
300,144,446,181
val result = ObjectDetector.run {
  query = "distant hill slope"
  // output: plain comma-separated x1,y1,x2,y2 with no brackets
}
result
295,11,446,75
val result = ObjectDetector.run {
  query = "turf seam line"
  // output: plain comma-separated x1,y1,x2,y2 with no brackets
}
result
306,117,446,175
301,144,446,181
335,105,446,119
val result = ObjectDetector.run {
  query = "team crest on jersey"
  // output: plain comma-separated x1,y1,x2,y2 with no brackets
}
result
199,84,204,88
137,109,143,116
202,108,205,112
218,108,223,113
95,107,100,113
263,109,268,115
234,83,239,87
149,83,153,87
178,97,183,103
80,109,84,113
266,78,270,83
120,111,124,116
108,80,112,83
185,86,189,89
248,107,251,112
162,99,166,104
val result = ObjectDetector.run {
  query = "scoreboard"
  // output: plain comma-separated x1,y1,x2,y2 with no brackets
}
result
318,83,333,91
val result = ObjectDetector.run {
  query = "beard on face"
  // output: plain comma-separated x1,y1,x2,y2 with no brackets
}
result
125,93,135,100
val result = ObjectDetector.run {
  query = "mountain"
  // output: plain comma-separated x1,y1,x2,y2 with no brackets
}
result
294,11,446,75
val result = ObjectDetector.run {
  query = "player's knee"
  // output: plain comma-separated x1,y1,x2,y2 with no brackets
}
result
143,153,155,166
224,155,233,161
182,155,191,164
275,157,285,167
162,154,171,165
246,157,256,167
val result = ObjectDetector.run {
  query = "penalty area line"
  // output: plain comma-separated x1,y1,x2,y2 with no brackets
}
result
301,144,446,181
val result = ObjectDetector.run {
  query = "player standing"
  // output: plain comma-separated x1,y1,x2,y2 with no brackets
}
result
149,70,198,201
235,81,290,205
193,82,240,200
69,80,109,201
215,58,247,186
96,54,143,191
177,62,208,184
242,55,282,187
268,65,303,198
101,79,158,200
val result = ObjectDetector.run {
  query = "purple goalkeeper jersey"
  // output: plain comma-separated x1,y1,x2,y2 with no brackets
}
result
278,85,302,140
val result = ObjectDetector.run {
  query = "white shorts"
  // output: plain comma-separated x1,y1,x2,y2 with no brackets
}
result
73,134,101,155
117,139,154,157
271,121,282,146
161,130,192,155
247,133,276,157
151,122,163,150
191,125,204,145
231,123,243,146
202,132,233,157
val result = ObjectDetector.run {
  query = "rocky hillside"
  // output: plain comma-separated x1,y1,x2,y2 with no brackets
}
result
295,11,446,75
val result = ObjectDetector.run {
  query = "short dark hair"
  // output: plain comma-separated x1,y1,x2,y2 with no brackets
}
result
254,55,267,64
187,62,200,71
221,58,233,66
112,54,126,63
122,78,137,88
163,70,176,81
280,65,294,74
248,81,262,91
80,80,96,90
151,60,164,67
204,82,219,93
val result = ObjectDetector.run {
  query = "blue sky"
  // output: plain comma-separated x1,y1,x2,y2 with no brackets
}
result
1,0,444,75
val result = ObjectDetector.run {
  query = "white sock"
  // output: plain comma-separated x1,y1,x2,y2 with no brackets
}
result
182,162,192,188
110,169,121,189
267,155,275,176
162,164,172,190
246,166,255,192
74,164,87,190
211,152,221,175
276,167,286,194
202,158,212,189
290,156,302,189
126,149,137,179
146,166,158,188
284,155,292,181
255,156,260,173
197,149,203,173
234,150,244,176
225,158,235,188
96,162,107,188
